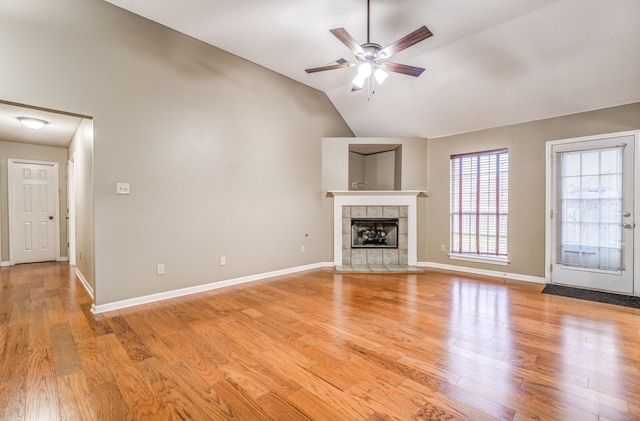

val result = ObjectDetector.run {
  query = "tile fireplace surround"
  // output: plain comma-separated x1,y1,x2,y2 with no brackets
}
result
328,191,425,266
343,206,407,265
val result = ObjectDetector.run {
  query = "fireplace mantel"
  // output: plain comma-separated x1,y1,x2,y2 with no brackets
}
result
329,190,426,266
327,190,428,198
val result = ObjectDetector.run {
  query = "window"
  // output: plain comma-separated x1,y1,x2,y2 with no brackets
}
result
450,149,509,261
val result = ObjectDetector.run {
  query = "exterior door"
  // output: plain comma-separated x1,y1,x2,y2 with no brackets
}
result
548,133,635,294
9,160,58,264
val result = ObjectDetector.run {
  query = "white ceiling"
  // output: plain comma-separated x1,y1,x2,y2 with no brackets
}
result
0,102,84,148
2,1,637,146
103,0,640,139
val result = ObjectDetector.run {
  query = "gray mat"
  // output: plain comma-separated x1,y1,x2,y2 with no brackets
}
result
542,284,640,309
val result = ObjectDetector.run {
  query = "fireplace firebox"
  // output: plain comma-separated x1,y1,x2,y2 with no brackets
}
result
351,218,398,249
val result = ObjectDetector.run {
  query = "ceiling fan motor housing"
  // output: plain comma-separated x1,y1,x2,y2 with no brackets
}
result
358,43,385,61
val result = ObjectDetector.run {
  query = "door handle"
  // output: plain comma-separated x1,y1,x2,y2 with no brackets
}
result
623,222,635,229
623,212,631,217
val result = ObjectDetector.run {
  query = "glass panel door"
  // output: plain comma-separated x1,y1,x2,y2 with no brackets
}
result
551,135,634,294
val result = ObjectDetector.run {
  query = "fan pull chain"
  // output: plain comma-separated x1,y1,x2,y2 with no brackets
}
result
368,73,377,100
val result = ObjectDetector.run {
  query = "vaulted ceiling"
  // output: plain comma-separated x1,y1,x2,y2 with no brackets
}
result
17,0,616,141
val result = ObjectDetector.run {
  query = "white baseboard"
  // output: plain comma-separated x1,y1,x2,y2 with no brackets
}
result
418,261,546,284
75,268,94,299
91,262,335,314
1,259,69,266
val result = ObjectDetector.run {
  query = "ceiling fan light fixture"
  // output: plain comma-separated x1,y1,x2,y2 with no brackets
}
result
374,68,388,84
304,1,432,93
352,73,367,89
357,61,373,77
17,117,48,130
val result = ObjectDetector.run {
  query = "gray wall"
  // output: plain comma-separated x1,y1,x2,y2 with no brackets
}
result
0,0,352,305
68,119,94,293
425,102,640,277
0,140,68,262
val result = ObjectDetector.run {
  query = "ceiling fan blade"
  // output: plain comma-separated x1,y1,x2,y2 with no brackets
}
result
381,62,425,77
305,63,355,74
330,28,366,57
378,26,433,59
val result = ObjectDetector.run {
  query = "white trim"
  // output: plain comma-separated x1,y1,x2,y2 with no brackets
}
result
58,256,69,262
8,159,61,265
327,190,428,197
635,132,640,296
448,254,510,266
75,267,94,299
91,262,334,314
0,261,10,267
68,154,77,266
419,261,546,284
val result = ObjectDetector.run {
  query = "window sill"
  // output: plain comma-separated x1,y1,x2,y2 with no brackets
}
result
448,254,510,266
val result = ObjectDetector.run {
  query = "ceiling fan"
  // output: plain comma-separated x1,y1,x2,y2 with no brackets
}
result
305,0,433,92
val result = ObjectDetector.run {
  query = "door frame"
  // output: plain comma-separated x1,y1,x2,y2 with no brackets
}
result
545,130,640,295
68,154,76,266
8,158,61,265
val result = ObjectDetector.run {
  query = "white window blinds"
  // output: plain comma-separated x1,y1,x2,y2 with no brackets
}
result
450,149,509,258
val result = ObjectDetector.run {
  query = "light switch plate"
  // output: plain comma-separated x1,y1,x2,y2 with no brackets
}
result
116,182,130,195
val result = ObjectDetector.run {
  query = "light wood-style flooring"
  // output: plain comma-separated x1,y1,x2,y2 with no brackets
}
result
1,262,640,420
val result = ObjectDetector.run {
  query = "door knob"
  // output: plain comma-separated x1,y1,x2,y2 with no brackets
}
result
622,222,635,229
623,212,631,217
49,216,53,220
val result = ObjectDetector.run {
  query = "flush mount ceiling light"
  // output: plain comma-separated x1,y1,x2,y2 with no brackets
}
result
305,0,432,93
17,117,48,130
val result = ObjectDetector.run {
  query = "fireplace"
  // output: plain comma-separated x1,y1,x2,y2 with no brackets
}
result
341,205,408,265
351,218,398,249
329,190,425,266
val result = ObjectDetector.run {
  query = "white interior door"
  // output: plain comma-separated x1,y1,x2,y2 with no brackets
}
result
9,160,58,264
549,133,635,294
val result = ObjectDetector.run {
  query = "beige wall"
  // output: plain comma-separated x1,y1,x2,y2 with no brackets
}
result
364,151,396,190
68,119,94,293
0,0,352,305
349,150,398,190
348,152,365,189
0,139,68,262
394,147,402,191
425,102,640,277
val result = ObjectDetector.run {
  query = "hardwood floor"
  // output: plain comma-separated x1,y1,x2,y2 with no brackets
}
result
1,262,640,420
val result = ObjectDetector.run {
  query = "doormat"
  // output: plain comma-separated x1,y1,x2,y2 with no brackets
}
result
542,284,640,309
